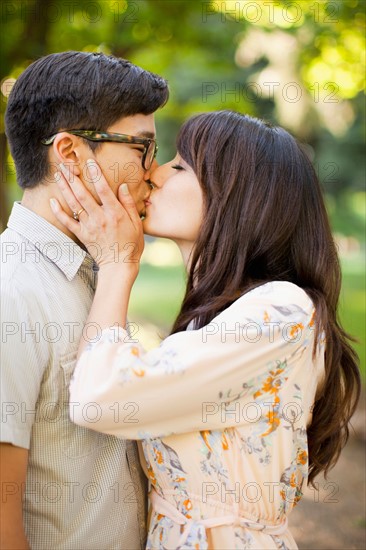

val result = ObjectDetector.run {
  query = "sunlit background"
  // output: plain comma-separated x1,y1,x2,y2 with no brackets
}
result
1,1,365,547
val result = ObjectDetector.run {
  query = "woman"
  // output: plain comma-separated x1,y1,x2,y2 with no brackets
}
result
50,111,360,550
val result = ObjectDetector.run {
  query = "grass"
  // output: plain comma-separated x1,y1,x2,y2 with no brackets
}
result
339,258,366,380
129,256,365,381
129,263,186,332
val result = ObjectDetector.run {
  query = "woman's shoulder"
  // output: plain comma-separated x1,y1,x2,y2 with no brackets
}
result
219,281,314,322
245,280,313,305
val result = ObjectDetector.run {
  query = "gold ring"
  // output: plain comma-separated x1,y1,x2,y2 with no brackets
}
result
73,208,85,221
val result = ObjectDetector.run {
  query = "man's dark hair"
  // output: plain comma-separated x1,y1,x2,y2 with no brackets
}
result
5,51,169,188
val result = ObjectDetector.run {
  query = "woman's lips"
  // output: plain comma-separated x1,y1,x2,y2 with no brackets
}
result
144,199,152,207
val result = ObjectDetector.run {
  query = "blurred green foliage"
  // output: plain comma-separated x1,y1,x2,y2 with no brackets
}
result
1,0,365,237
1,0,365,368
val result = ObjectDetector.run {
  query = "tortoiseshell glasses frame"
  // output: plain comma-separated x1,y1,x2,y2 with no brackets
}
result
41,130,158,170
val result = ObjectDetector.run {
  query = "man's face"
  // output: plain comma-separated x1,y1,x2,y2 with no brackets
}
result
85,114,157,215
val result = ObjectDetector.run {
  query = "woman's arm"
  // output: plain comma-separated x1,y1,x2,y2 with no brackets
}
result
69,282,317,439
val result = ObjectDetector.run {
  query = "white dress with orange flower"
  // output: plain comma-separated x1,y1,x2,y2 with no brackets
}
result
70,281,325,550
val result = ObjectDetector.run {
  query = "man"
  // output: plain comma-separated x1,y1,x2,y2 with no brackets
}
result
1,51,168,549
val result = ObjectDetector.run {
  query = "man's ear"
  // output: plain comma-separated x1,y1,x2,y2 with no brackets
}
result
51,132,85,176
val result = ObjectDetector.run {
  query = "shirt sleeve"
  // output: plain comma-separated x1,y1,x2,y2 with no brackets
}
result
0,280,48,448
70,282,316,439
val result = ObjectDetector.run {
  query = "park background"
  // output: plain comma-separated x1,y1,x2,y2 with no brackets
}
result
0,1,365,548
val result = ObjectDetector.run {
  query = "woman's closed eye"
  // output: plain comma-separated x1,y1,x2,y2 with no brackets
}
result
172,164,184,171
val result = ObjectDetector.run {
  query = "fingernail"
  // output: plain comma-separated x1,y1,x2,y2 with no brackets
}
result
54,171,60,181
50,198,57,210
121,183,129,195
59,162,66,172
86,159,96,166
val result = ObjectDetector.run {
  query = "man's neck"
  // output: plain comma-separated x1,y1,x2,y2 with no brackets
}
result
21,185,84,247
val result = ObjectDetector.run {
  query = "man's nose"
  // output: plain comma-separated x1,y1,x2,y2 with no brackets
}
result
143,158,159,181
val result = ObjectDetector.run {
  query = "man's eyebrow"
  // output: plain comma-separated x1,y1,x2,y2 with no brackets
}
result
135,131,155,139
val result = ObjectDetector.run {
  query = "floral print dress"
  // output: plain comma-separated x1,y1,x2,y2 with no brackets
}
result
70,281,325,549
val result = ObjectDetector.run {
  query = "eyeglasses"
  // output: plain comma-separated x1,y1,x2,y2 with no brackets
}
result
41,130,158,171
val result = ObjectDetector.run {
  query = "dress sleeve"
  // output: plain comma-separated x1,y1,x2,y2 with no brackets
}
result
70,282,316,439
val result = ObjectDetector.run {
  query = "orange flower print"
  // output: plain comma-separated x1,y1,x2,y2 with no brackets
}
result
201,430,213,452
261,406,281,437
309,309,316,328
262,375,283,394
130,347,145,376
296,450,308,465
154,449,164,464
253,364,287,436
147,465,156,485
132,367,145,377
253,366,285,399
221,432,229,450
288,323,304,339
183,499,192,511
290,473,297,488
183,499,192,519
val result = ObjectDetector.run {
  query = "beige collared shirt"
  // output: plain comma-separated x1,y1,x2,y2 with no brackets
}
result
1,202,147,549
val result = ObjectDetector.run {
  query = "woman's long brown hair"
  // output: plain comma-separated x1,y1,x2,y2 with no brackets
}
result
170,111,360,485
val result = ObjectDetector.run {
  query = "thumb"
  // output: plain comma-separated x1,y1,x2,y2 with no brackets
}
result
118,183,130,201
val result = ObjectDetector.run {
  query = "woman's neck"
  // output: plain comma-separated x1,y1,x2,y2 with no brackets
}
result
176,240,195,271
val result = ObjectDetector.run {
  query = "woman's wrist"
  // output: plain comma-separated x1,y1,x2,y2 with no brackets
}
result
98,260,139,275
97,261,139,288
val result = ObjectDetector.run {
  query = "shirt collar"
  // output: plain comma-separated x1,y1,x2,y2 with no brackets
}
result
7,201,97,281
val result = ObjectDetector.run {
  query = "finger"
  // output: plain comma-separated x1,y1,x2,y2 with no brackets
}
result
85,159,122,210
58,162,99,216
49,198,81,235
54,170,85,217
117,183,142,227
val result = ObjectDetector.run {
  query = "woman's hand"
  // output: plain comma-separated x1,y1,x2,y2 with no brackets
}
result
50,159,144,273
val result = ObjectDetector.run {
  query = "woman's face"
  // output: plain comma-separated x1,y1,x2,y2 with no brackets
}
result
143,153,204,245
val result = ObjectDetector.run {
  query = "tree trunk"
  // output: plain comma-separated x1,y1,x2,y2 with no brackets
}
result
1,0,49,228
